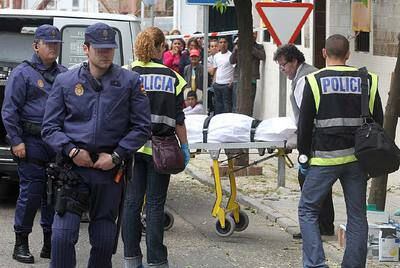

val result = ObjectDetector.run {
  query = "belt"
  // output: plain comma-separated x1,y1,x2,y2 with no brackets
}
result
22,121,42,136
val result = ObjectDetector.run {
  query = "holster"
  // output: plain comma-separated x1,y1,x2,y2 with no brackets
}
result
46,157,88,217
54,186,89,217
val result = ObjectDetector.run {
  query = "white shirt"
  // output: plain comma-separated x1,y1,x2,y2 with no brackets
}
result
183,103,204,115
293,63,306,108
212,51,234,84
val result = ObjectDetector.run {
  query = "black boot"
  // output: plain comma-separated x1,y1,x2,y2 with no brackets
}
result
13,233,34,263
40,231,51,259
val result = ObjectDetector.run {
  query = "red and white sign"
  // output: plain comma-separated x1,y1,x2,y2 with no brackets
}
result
256,2,314,46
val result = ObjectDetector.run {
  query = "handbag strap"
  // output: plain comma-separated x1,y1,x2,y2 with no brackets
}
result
359,67,370,119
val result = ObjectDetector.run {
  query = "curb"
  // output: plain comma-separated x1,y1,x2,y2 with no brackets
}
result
185,164,301,236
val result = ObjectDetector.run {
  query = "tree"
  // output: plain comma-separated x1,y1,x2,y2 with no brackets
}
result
368,33,400,210
215,0,254,166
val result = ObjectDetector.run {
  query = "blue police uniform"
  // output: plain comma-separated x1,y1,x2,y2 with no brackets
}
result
1,24,66,263
41,22,151,268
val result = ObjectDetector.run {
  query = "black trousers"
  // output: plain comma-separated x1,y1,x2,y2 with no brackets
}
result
298,170,335,233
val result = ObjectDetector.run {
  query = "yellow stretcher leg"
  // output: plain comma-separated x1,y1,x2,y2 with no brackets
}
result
211,159,226,227
226,159,240,223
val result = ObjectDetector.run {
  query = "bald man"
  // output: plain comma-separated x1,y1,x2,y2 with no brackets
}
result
297,34,383,268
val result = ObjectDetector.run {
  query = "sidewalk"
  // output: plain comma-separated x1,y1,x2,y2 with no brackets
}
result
185,151,400,267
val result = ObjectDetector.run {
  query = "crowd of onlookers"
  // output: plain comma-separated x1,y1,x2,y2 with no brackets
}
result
161,29,265,117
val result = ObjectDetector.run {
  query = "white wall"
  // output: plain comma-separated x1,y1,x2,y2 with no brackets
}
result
256,0,397,121
174,0,201,34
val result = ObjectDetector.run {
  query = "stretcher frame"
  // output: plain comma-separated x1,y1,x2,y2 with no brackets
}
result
189,141,293,237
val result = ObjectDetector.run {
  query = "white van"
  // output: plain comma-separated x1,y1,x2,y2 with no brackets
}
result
0,9,141,191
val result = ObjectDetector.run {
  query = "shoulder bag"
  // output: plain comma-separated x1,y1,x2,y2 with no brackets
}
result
354,67,400,177
152,135,185,174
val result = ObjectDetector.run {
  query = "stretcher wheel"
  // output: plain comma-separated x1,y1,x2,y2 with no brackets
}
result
164,209,174,231
215,215,235,237
230,211,249,232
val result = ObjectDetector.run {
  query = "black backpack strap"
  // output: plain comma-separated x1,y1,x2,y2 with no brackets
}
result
359,67,370,119
202,115,213,143
250,119,262,142
23,60,56,84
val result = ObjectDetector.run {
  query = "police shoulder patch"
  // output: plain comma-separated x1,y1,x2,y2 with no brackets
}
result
37,79,44,88
75,83,84,96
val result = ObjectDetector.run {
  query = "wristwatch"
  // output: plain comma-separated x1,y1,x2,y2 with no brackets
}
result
298,154,309,165
111,152,122,165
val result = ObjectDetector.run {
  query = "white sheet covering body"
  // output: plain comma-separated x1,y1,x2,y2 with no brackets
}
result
185,114,208,143
186,114,297,146
254,117,297,148
207,113,254,143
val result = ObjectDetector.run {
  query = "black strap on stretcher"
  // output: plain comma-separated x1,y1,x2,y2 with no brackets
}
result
250,119,262,142
202,115,213,143
202,117,263,143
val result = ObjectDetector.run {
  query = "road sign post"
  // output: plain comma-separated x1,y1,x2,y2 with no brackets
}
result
256,2,313,187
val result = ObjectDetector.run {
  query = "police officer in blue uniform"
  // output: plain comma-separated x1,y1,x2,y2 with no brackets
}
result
2,24,67,264
42,22,151,268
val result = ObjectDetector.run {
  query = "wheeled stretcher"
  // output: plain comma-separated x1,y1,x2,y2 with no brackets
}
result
189,142,293,237
186,113,297,237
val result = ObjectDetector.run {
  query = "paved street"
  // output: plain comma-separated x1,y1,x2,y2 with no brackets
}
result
0,172,343,268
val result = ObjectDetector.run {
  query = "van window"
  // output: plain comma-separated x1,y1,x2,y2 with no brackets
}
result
0,17,52,69
61,26,122,68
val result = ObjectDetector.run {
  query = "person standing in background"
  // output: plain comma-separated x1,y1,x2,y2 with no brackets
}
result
211,37,234,114
230,32,265,114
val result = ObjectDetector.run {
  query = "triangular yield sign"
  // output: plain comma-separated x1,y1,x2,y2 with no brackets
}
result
256,2,313,46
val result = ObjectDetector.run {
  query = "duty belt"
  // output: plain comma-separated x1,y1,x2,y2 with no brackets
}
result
22,121,42,136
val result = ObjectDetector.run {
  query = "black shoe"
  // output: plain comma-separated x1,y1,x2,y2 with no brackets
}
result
80,212,90,223
292,232,302,239
40,231,51,259
13,233,34,264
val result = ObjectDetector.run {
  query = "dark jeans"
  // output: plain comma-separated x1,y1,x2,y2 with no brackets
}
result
298,162,368,268
122,153,170,268
298,170,334,233
213,83,232,114
232,81,257,114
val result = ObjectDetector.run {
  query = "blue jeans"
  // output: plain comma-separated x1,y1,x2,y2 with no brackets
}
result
298,162,368,268
122,153,170,268
213,83,232,114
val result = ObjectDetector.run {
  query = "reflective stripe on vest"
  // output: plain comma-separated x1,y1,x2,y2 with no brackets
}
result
306,67,378,166
152,114,176,128
314,147,355,158
314,118,363,128
137,140,152,156
310,155,358,166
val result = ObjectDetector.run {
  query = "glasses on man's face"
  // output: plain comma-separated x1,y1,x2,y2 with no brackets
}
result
279,61,289,70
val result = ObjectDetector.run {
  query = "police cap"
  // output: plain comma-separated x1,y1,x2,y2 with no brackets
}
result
34,24,62,43
85,23,118,49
